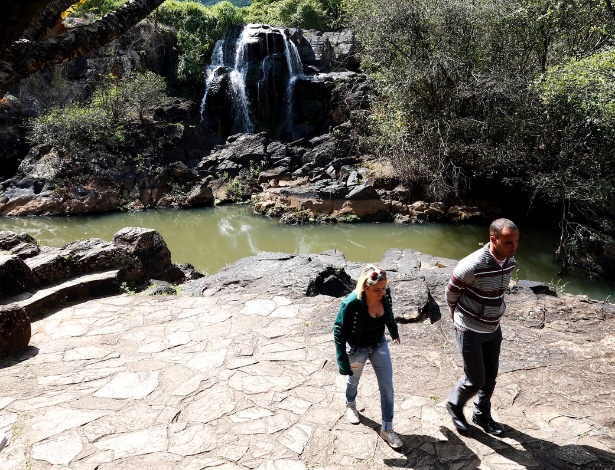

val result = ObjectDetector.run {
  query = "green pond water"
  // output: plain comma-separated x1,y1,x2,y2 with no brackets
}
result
1,205,613,302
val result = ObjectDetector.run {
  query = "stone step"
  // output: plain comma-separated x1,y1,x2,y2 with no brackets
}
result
1,269,121,321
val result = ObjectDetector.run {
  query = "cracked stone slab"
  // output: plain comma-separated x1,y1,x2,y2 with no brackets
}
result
93,371,160,399
31,430,83,465
92,426,168,459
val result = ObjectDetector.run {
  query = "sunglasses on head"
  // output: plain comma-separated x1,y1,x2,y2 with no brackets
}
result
370,269,386,280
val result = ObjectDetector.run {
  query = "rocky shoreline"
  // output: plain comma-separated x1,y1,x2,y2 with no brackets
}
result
0,20,501,226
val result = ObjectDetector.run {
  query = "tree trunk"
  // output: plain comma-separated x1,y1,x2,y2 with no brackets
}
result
0,0,166,98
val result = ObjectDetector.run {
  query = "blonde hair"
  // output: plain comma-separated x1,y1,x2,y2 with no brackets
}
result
354,264,388,299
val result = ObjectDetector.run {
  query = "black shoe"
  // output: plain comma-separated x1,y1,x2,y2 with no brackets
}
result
446,402,469,433
472,415,504,436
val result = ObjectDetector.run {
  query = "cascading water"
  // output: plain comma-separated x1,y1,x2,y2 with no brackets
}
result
200,28,254,133
281,32,305,138
200,24,308,138
229,27,254,133
199,39,223,118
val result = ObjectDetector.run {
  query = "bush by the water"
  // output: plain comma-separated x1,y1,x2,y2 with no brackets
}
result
28,72,170,154
343,0,615,274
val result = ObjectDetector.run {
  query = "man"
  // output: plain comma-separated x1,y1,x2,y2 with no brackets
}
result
445,218,519,436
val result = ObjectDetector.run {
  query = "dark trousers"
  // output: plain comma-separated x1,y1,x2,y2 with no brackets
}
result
447,327,502,420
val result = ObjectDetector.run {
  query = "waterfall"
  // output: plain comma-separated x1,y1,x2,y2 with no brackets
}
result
231,27,254,133
281,29,304,138
199,39,224,118
200,24,307,137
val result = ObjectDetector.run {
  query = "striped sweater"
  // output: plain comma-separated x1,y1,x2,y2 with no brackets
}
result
445,243,516,333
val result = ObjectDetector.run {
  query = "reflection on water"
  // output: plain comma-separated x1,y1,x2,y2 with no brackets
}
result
1,205,613,301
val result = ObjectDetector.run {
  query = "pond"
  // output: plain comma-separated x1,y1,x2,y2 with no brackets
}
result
1,205,613,302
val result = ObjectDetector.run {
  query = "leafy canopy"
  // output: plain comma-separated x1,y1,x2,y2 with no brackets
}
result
343,0,615,273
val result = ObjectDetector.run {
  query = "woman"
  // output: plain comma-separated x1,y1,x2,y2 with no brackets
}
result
333,264,402,449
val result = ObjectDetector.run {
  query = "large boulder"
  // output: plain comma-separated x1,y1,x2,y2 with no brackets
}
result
0,255,37,298
24,240,143,286
0,304,30,357
24,246,72,285
61,239,142,278
113,227,184,283
183,249,356,298
0,230,39,259
300,29,359,72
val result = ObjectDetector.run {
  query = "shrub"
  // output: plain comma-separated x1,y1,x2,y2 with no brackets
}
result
76,0,128,18
119,71,171,122
28,71,169,153
530,50,615,272
343,0,615,273
246,0,329,29
246,0,333,30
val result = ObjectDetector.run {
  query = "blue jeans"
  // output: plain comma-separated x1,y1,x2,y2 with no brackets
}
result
447,327,502,420
345,336,395,431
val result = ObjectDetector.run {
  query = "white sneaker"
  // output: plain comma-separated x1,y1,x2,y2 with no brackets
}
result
380,429,403,449
346,405,360,424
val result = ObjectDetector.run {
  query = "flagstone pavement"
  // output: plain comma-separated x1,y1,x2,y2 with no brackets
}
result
1,292,614,469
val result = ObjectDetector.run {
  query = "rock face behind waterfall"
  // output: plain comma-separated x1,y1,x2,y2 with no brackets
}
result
202,24,358,140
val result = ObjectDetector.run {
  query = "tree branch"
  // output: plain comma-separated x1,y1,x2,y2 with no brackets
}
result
0,0,166,98
22,0,78,42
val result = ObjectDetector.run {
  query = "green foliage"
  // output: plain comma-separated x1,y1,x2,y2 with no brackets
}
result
222,172,251,202
198,0,252,7
29,103,118,154
246,0,331,29
343,0,615,273
549,277,569,296
119,71,171,121
529,50,615,272
537,50,615,130
28,72,169,154
76,0,128,18
156,1,244,95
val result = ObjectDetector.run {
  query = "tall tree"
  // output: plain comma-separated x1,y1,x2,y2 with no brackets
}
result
0,0,166,99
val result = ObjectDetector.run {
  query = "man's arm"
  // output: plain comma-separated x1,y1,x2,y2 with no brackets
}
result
445,261,474,319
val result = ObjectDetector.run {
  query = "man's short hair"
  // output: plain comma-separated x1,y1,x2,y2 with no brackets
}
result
489,218,518,237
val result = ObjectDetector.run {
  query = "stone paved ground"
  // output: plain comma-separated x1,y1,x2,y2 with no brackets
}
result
1,291,614,469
